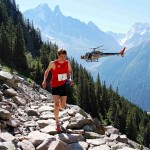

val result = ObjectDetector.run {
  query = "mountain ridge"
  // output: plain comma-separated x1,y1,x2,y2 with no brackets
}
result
23,3,121,61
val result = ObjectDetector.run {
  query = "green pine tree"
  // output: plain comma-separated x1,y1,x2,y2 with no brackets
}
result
0,22,12,66
126,108,138,141
13,24,28,74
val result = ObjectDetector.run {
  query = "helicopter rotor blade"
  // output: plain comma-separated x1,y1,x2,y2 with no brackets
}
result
95,45,104,49
89,45,104,50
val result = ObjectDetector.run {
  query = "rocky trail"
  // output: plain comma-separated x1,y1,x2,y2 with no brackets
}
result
0,68,149,150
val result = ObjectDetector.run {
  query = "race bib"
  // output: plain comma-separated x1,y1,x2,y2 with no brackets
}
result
58,73,67,81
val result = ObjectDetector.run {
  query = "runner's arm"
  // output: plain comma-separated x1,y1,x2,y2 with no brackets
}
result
68,61,73,86
42,61,54,88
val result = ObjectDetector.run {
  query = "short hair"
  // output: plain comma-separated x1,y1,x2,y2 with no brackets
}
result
57,49,67,56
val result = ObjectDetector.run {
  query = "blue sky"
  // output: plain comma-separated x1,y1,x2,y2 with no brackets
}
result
15,0,150,33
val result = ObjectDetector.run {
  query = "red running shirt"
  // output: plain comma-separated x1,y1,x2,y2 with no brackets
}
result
50,60,68,87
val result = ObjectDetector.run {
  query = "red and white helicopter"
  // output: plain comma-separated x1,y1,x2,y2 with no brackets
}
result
81,46,126,62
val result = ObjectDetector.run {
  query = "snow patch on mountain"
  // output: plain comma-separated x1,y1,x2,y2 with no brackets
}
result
120,23,150,48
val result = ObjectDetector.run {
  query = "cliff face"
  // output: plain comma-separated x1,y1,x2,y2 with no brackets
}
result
0,67,149,150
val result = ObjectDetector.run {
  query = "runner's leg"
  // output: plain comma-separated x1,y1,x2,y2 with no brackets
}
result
53,95,60,123
60,96,67,109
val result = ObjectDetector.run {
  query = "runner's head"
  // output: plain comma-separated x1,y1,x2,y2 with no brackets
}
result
57,49,67,61
57,49,67,56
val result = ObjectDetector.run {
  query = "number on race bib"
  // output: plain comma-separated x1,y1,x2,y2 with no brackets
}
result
58,73,67,81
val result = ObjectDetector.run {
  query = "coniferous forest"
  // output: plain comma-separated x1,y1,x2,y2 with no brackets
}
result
0,0,149,147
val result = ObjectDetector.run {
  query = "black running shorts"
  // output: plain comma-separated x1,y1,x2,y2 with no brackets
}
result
51,83,67,96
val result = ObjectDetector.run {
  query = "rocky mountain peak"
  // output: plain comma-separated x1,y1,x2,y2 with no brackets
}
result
34,3,52,13
0,66,148,149
54,5,62,16
120,22,150,48
87,21,102,32
88,21,97,28
130,22,150,33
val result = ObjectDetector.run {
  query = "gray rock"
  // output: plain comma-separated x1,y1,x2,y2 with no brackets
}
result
111,142,127,150
0,71,13,80
0,91,3,97
88,144,110,150
83,125,94,131
69,141,88,150
55,133,84,144
5,119,20,127
38,105,54,113
12,96,26,106
40,124,61,135
3,88,18,97
68,113,93,129
0,108,11,120
37,119,55,128
86,138,106,146
0,132,15,142
40,94,48,101
105,125,119,135
0,142,7,150
117,147,136,150
27,109,39,116
117,135,128,143
39,112,55,119
27,131,55,147
48,140,71,150
19,140,35,150
84,131,103,139
2,141,16,150
36,138,56,150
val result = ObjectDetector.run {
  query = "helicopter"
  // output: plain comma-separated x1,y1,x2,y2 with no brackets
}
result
80,46,126,62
